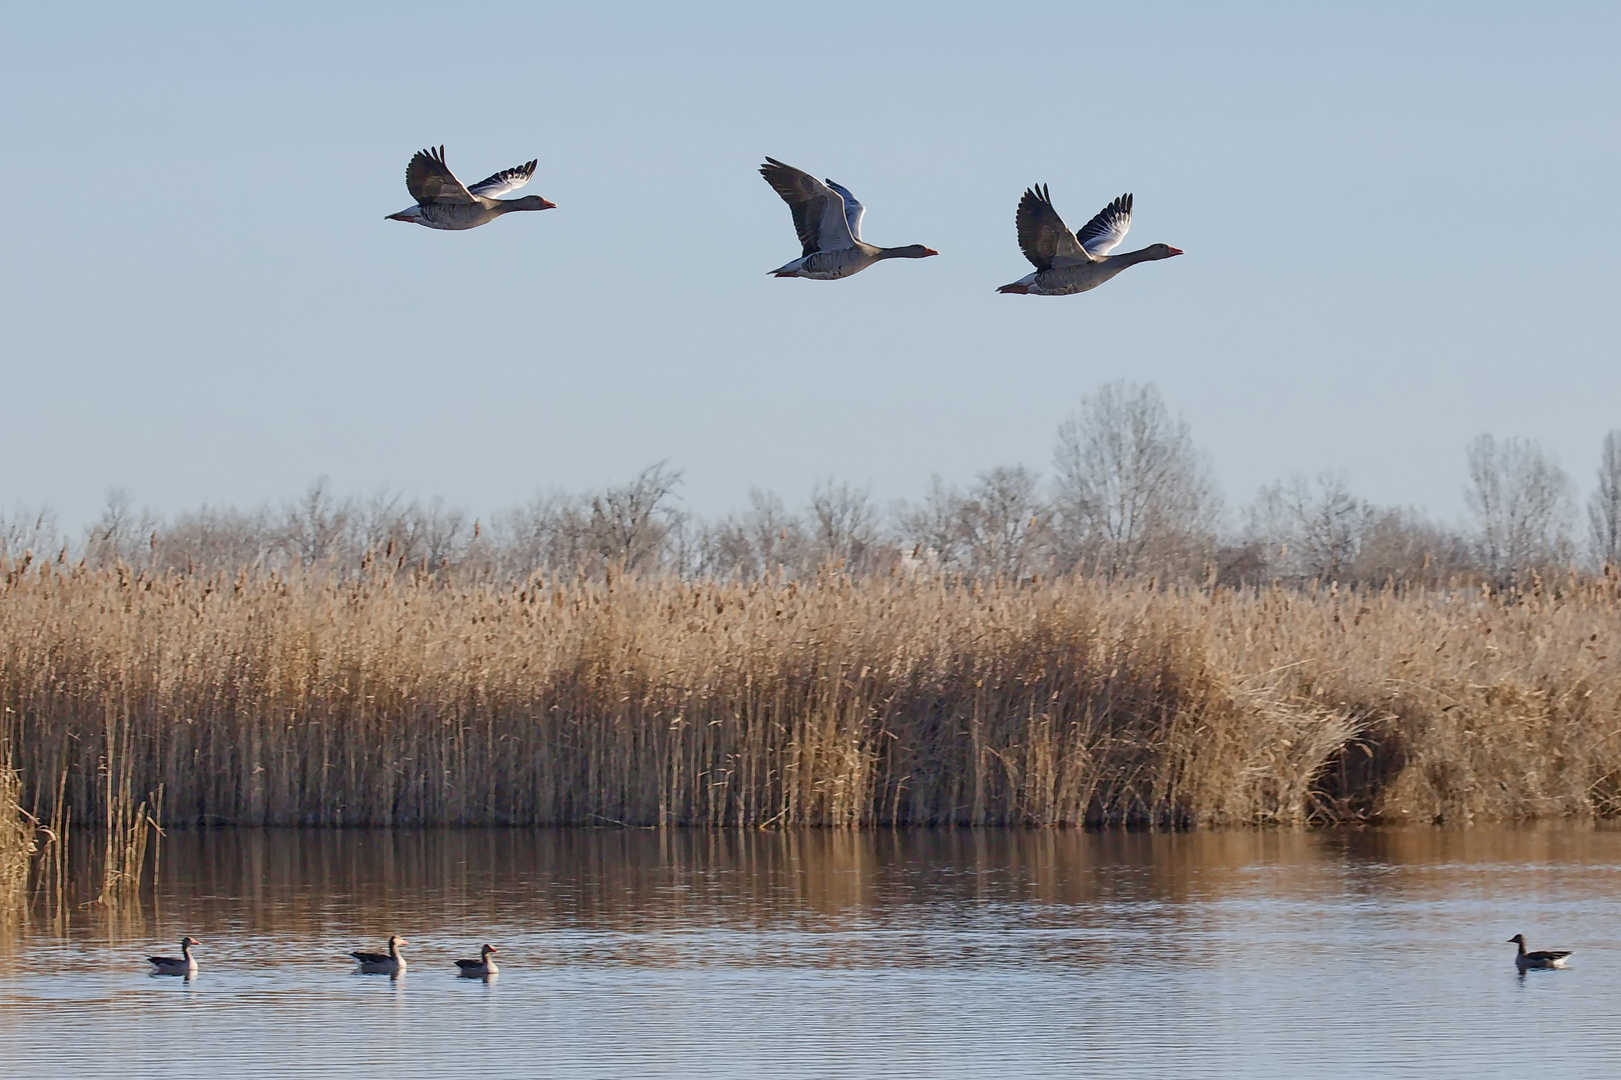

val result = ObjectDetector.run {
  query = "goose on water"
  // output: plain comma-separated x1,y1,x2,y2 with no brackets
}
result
455,943,499,978
350,935,407,975
148,936,199,977
997,187,1181,295
759,158,936,279
385,146,555,230
1508,933,1572,969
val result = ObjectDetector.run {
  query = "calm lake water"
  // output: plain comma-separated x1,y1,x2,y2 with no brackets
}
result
0,828,1617,1078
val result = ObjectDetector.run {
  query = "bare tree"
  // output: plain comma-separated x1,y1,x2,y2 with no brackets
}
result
590,462,683,573
85,488,153,567
1464,434,1574,585
898,467,1051,579
152,505,274,572
1051,381,1219,580
1354,508,1469,587
693,489,811,579
1246,472,1373,582
280,478,349,567
808,479,881,571
1589,430,1621,571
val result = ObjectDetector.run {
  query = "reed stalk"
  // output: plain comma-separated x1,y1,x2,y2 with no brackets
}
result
0,764,34,916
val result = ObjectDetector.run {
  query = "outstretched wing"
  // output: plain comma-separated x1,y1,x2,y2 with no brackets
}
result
468,159,537,198
759,157,857,256
823,179,865,241
1015,184,1091,271
405,146,475,205
1075,193,1133,256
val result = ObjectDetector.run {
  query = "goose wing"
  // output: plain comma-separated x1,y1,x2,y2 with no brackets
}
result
823,179,865,241
1015,185,1092,270
454,958,483,970
1075,193,1133,256
468,159,537,198
405,146,475,205
760,157,857,256
349,950,390,964
1529,949,1574,961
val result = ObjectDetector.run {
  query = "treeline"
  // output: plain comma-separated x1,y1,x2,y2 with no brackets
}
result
5,381,1618,590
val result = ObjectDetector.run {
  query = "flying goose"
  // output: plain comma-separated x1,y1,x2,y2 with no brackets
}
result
148,936,199,977
385,146,555,230
455,943,499,978
1508,934,1572,969
997,187,1181,295
350,935,407,975
759,158,937,279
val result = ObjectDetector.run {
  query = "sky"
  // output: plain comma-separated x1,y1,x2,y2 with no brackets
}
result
2,1,1617,534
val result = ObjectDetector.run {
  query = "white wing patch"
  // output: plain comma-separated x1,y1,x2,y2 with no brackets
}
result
1075,193,1133,256
468,160,538,199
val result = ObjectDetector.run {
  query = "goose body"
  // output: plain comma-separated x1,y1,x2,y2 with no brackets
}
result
148,936,199,977
997,187,1181,295
1508,933,1572,969
455,943,499,978
759,158,936,279
350,935,407,975
386,146,555,231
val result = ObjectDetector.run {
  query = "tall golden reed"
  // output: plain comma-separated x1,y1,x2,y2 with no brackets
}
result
0,764,36,914
1,561,1618,828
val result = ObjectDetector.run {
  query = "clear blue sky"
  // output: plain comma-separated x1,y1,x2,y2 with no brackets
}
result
3,1,1617,531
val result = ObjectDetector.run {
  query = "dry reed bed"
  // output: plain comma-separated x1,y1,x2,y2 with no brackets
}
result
1,563,1618,828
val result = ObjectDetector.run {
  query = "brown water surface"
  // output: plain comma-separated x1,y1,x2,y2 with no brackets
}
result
0,827,1617,1078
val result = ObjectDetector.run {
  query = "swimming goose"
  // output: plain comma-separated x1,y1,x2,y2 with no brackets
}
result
759,158,937,279
455,943,499,978
350,935,407,975
1508,934,1572,969
385,146,555,230
148,936,199,977
997,187,1181,295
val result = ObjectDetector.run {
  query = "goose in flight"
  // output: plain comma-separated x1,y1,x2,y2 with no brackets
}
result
759,158,937,279
997,187,1180,295
386,146,555,230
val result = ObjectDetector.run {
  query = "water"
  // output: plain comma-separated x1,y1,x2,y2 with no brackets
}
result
1,828,1618,1079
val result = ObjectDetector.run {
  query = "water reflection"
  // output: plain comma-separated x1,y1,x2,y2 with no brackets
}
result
2,827,1619,1079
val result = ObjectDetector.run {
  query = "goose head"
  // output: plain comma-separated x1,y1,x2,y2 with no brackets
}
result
1507,934,1526,945
181,936,201,948
881,244,938,260
1145,243,1183,259
503,195,556,212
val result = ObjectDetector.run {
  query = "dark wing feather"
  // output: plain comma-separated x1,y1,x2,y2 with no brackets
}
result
148,955,178,965
759,157,853,256
454,959,482,969
1074,193,1133,256
350,951,390,964
405,146,475,205
1529,950,1573,961
468,159,537,198
1014,185,1091,271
